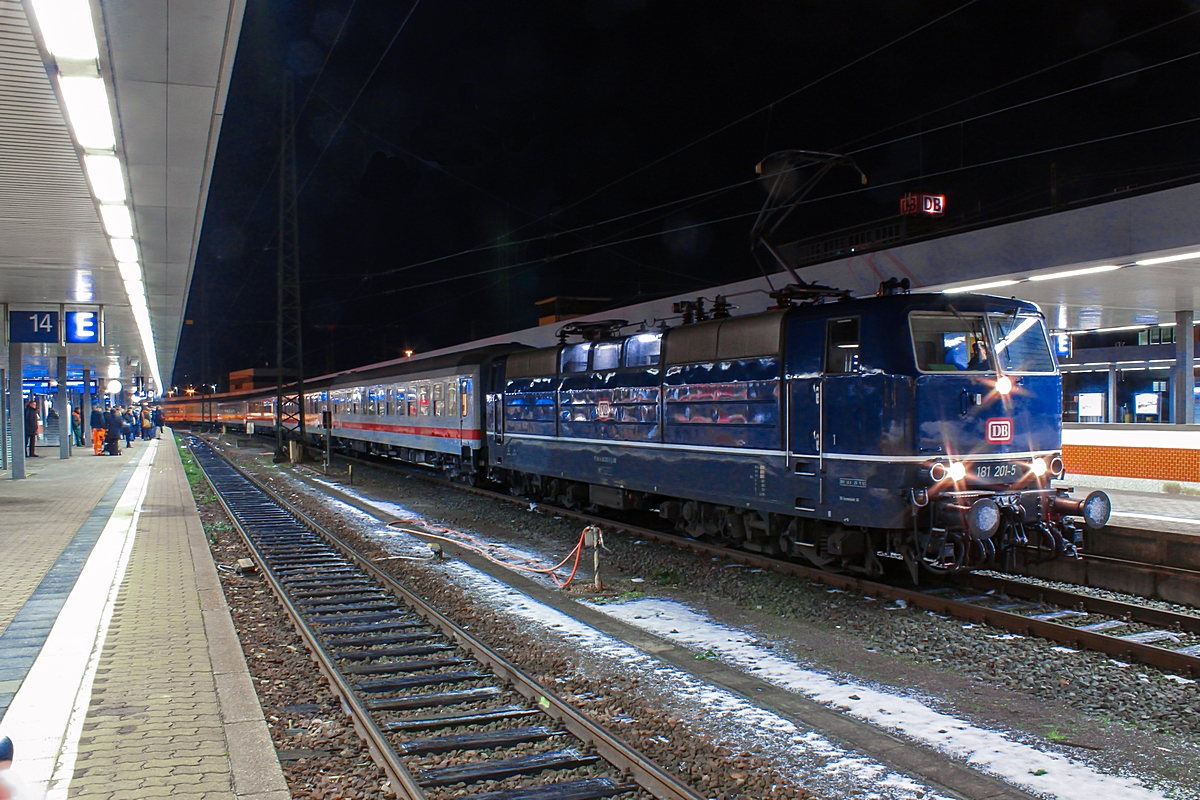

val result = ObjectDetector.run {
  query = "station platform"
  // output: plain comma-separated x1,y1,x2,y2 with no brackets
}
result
0,432,288,800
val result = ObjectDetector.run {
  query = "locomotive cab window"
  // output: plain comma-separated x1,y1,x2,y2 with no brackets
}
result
988,313,1056,373
825,317,860,374
910,313,992,372
592,341,621,371
623,332,661,367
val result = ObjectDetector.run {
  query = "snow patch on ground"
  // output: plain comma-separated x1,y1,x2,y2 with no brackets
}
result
307,477,587,588
338,511,947,798
592,598,1169,800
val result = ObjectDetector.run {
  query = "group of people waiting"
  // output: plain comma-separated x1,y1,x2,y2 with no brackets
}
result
19,398,163,458
87,405,164,456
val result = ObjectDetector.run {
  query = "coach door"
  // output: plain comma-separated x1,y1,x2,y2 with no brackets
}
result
487,362,505,446
787,316,824,511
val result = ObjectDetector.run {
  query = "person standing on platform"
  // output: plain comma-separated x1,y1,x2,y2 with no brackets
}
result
153,406,164,435
24,399,39,458
72,406,84,447
91,406,106,455
141,406,153,440
121,407,135,447
103,407,121,455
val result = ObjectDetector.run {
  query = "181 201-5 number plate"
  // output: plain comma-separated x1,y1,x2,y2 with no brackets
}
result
974,462,1021,480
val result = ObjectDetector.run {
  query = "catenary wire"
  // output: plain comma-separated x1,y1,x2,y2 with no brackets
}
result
310,109,1200,309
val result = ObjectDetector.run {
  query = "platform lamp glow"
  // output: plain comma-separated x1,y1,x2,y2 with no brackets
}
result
31,0,163,397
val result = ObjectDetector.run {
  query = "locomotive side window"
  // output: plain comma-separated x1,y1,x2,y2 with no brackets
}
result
624,332,661,367
592,342,621,371
825,317,860,374
561,342,591,373
988,313,1055,373
910,313,992,372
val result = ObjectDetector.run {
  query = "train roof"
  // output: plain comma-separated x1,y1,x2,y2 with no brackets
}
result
328,343,531,388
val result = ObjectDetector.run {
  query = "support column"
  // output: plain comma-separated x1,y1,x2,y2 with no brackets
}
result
9,344,24,479
57,355,69,458
1,367,7,471
1175,310,1196,425
1107,366,1118,423
82,368,92,448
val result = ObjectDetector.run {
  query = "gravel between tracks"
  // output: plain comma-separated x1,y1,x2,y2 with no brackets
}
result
182,443,395,800
215,441,1200,797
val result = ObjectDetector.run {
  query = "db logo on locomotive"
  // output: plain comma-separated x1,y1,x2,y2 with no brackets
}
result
985,417,1014,444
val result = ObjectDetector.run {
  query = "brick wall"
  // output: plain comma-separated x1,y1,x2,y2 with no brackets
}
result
1062,444,1200,482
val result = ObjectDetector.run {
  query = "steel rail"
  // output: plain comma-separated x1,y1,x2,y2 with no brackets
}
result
194,439,703,800
194,447,428,799
299,449,1200,676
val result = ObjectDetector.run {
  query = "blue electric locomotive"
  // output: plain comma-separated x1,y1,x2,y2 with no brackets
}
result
486,290,1110,579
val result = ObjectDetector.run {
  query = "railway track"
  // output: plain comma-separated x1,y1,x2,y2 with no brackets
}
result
280,446,1200,677
188,437,703,800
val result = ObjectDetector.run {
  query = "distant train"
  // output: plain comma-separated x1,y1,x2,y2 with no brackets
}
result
165,290,1109,580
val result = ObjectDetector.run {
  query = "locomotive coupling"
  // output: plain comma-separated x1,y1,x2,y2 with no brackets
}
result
1050,490,1111,530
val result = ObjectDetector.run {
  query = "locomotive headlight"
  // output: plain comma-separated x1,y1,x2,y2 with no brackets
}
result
928,462,948,482
947,461,967,482
1050,455,1065,475
1030,457,1048,477
995,375,1013,395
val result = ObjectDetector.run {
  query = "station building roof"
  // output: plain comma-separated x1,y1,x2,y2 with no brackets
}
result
379,179,1200,367
0,0,243,391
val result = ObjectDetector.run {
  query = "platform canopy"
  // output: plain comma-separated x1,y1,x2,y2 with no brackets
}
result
0,0,243,394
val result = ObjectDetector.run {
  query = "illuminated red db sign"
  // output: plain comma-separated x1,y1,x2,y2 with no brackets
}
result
986,418,1013,444
900,193,946,216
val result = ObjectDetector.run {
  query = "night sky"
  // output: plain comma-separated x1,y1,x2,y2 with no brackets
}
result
173,0,1200,390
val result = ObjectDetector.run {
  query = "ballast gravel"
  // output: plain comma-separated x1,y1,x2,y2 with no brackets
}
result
184,446,394,799
216,441,1200,795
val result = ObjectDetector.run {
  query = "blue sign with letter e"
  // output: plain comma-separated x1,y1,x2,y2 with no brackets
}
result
65,310,101,344
10,311,59,343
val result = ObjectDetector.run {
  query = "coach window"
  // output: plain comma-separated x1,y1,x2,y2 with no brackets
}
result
446,381,459,417
418,384,430,415
561,342,591,373
433,383,445,416
623,332,661,367
825,317,860,374
460,378,472,417
592,342,621,371
407,385,417,416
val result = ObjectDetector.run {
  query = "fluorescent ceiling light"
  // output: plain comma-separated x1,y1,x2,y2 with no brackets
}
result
58,76,114,149
31,0,99,60
117,261,140,282
111,237,138,262
123,277,144,297
83,155,125,202
99,204,133,238
942,279,1019,294
1028,265,1121,282
1135,251,1200,266
1073,324,1148,334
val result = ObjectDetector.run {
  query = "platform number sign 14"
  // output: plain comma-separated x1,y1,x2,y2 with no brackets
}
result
9,310,59,343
